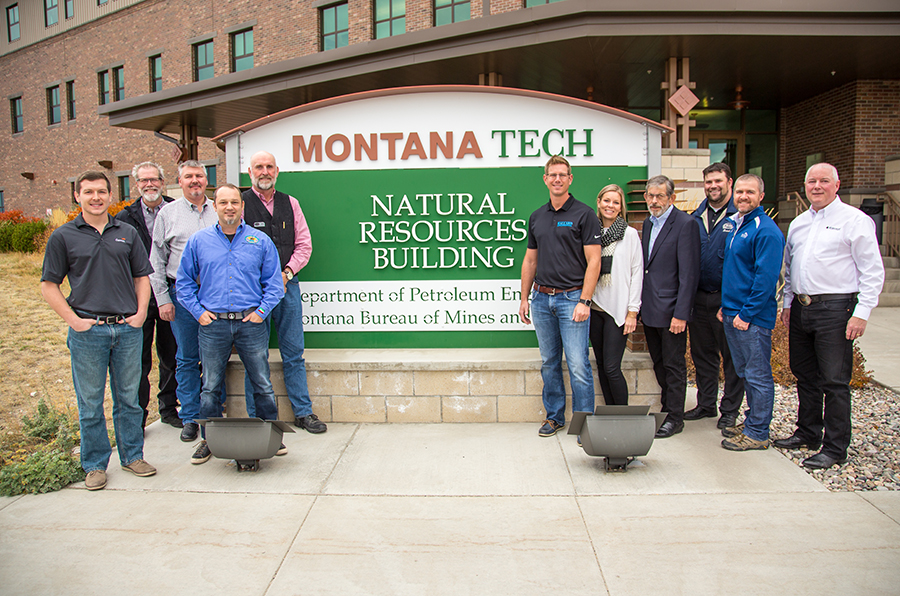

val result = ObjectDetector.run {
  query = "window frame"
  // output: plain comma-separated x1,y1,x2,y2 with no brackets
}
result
47,85,61,125
230,28,254,72
320,2,349,51
112,66,125,101
193,40,215,82
10,96,23,134
44,0,59,27
434,0,469,26
66,80,75,120
7,4,20,42
117,173,130,202
98,70,110,105
64,0,73,19
374,0,405,39
149,55,162,92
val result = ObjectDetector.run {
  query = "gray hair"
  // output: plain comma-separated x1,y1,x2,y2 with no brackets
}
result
131,161,164,182
646,175,674,197
177,160,205,178
805,162,840,182
735,173,765,194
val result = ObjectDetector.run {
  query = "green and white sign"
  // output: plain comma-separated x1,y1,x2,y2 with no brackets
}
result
221,86,666,348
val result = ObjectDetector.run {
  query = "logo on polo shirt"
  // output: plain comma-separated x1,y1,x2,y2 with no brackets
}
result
722,222,734,233
557,221,573,227
246,236,260,244
114,237,127,243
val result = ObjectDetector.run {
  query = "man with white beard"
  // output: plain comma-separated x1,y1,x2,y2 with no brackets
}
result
240,151,324,433
115,162,179,429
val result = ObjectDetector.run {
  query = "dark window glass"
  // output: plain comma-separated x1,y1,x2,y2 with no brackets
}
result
7,4,20,42
205,165,217,187
47,86,61,125
45,0,58,27
66,81,75,120
231,29,253,72
98,71,110,105
118,176,130,201
113,66,125,101
64,0,73,19
434,0,469,26
149,55,162,92
321,3,349,51
10,97,23,134
194,41,214,81
374,0,405,39
0,190,4,212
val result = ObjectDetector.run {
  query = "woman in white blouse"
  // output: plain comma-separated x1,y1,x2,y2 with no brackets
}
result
589,184,644,405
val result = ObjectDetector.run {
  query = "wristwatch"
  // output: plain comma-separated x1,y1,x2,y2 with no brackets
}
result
579,299,592,306
283,268,294,281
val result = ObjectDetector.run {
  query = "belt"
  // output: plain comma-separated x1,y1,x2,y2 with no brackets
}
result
166,277,176,286
796,293,857,306
533,283,582,295
73,309,127,324
211,308,257,320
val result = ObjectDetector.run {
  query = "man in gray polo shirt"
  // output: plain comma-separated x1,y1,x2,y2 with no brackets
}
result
41,170,156,491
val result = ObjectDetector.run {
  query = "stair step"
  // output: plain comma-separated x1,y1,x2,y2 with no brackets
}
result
883,256,900,269
885,268,900,280
882,280,900,293
877,293,900,307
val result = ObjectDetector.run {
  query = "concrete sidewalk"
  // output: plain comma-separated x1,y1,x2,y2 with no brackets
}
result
857,306,900,392
2,411,900,595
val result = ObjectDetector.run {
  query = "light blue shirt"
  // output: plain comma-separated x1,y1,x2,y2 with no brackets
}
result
647,204,674,256
176,221,284,321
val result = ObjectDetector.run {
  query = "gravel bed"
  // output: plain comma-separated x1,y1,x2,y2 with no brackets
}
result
767,383,900,492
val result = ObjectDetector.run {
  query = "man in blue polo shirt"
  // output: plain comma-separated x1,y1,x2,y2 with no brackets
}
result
176,183,285,464
41,171,156,490
718,174,785,451
519,155,602,437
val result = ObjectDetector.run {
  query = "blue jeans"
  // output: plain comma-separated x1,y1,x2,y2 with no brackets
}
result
530,289,595,425
170,288,224,424
244,278,310,417
67,323,144,472
199,318,278,437
723,316,775,441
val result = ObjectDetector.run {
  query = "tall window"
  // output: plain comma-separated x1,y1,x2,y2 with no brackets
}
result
112,66,125,101
64,0,73,19
374,0,404,39
47,86,61,125
434,0,469,26
205,164,217,187
45,0,58,27
0,190,4,212
231,29,253,72
66,80,75,120
149,55,162,92
321,3,348,51
118,175,130,201
98,71,110,105
7,4,20,42
10,96,23,134
193,40,214,81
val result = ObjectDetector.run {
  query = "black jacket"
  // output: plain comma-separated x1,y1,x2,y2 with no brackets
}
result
115,195,175,252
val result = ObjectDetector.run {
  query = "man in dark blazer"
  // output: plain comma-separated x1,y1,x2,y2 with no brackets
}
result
640,175,701,438
115,161,180,428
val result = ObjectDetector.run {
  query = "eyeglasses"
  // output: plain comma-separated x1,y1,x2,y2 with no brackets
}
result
137,177,161,184
545,173,571,180
645,193,668,200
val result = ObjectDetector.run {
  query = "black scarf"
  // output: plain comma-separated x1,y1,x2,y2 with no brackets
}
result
599,215,628,284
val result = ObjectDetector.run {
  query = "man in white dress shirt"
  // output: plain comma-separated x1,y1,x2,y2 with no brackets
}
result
776,163,884,469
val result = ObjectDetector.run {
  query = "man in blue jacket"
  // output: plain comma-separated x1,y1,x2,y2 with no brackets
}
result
176,184,285,464
717,174,785,451
686,163,745,429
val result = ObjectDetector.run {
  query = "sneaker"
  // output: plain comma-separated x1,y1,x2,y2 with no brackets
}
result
191,441,212,464
181,422,199,442
121,459,157,477
276,443,288,456
85,470,107,491
576,435,582,447
721,422,744,438
721,433,770,451
538,419,564,437
295,414,327,434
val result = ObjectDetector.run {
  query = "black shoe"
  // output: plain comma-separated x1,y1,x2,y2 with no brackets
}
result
161,415,184,429
191,441,211,464
294,414,327,434
180,422,199,442
684,406,717,421
538,419,564,437
655,420,684,438
802,452,847,469
772,434,822,451
717,413,737,429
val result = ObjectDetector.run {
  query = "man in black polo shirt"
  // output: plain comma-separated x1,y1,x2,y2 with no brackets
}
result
41,171,156,491
519,155,602,437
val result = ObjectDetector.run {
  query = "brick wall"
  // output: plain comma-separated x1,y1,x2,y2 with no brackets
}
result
779,80,900,196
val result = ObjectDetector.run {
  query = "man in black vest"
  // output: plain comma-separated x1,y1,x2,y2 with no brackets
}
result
241,151,326,433
115,161,180,429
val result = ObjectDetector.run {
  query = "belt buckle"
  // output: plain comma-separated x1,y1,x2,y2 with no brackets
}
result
227,312,237,320
101,315,120,325
547,287,557,295
798,294,812,306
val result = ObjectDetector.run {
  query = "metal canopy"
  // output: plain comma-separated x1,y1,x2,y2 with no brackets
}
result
101,4,900,138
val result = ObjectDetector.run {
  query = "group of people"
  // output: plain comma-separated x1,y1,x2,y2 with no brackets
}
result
41,152,325,490
519,156,884,471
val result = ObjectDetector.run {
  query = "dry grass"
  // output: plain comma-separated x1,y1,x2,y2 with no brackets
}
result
0,251,159,464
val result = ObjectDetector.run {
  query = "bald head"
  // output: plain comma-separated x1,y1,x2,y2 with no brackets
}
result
249,151,279,192
805,162,841,211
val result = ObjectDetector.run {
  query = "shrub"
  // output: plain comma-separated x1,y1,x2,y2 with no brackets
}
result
0,400,84,496
0,220,49,253
65,199,133,222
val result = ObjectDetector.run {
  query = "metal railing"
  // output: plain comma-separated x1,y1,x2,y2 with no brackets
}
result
785,191,809,215
878,192,900,259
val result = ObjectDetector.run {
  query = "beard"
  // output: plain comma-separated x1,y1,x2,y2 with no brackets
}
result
141,188,161,202
253,176,276,191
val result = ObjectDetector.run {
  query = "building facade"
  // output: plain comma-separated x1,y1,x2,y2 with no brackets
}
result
2,0,899,215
